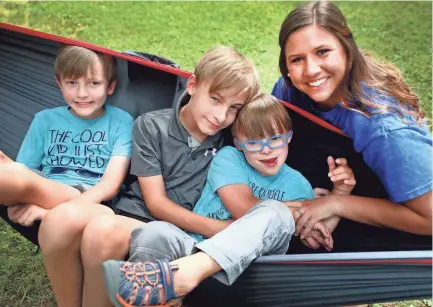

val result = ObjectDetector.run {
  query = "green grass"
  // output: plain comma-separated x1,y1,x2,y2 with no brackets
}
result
0,1,432,306
0,227,56,307
1,1,431,115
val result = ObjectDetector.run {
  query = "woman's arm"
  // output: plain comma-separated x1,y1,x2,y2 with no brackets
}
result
298,125,433,238
296,191,432,238
337,191,431,235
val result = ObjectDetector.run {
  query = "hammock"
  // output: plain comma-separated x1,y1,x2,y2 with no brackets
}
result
0,22,431,307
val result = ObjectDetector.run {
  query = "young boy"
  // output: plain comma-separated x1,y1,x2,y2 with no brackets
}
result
102,93,356,307
37,46,261,307
0,45,133,307
0,45,133,226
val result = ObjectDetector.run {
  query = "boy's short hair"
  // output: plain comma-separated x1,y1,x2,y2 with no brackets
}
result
55,45,116,84
232,93,291,139
194,46,260,103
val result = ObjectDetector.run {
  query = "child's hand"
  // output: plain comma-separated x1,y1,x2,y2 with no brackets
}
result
8,204,48,227
302,230,333,251
204,219,235,238
300,216,340,251
310,221,334,251
313,187,330,198
328,156,356,195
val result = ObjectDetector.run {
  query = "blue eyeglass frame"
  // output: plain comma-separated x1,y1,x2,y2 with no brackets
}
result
235,131,293,153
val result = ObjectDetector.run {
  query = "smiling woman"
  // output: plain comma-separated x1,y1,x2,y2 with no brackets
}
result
273,0,432,250
284,24,347,109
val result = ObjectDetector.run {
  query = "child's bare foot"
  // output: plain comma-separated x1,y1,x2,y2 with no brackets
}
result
0,151,13,164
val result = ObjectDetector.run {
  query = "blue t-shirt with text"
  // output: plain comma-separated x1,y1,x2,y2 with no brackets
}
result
191,146,314,242
272,77,432,203
16,104,133,187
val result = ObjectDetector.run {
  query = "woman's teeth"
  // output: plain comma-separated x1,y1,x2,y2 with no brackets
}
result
308,77,328,87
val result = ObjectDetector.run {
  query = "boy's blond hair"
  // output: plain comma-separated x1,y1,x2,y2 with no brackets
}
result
232,93,291,139
55,46,116,85
194,46,260,103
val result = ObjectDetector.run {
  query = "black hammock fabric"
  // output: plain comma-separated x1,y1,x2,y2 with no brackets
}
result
185,251,432,307
0,23,431,307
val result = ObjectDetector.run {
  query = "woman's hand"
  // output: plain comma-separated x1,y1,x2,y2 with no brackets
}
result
295,195,342,239
287,200,339,251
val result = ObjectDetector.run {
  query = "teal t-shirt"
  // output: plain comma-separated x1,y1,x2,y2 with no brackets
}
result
190,146,314,242
16,104,134,187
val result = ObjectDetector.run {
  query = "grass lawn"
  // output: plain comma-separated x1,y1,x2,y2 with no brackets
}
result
0,1,432,306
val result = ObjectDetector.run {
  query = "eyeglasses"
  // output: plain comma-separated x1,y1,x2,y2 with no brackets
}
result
235,131,293,153
48,167,103,179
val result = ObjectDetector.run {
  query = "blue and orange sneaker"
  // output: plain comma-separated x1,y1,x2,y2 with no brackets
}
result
102,259,184,307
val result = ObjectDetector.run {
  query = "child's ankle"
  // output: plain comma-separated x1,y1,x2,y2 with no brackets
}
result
171,252,220,294
172,267,199,295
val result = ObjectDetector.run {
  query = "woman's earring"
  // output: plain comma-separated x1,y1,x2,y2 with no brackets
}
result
287,72,290,78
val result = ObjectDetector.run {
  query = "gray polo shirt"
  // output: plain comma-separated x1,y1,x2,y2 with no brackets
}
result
115,92,224,220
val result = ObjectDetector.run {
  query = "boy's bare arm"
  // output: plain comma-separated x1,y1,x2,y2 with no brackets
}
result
219,184,307,219
139,175,232,238
217,184,261,219
74,156,130,204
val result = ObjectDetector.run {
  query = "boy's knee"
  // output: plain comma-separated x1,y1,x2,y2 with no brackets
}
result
131,221,177,247
130,221,190,262
39,202,88,252
256,199,293,226
80,215,129,265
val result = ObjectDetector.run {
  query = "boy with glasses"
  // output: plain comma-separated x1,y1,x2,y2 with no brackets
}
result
102,93,356,307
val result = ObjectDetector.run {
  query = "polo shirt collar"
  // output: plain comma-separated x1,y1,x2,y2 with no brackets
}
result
168,91,223,149
201,130,223,150
168,91,190,142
